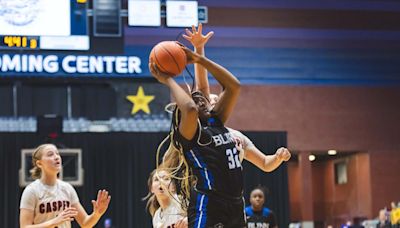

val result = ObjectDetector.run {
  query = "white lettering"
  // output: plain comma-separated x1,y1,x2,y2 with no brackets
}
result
247,222,269,228
29,55,43,72
103,56,116,73
43,55,58,73
21,55,28,71
213,135,223,147
213,133,235,147
115,56,128,73
0,54,142,75
222,135,229,144
62,55,76,73
128,56,141,73
76,56,89,73
1,54,20,72
226,148,241,169
224,132,235,144
226,149,236,169
89,56,103,73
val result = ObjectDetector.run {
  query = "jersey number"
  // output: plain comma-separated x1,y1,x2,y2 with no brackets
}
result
226,148,241,169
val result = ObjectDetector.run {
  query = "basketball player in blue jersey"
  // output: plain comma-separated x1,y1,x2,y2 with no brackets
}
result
149,42,245,227
182,24,291,172
245,186,278,228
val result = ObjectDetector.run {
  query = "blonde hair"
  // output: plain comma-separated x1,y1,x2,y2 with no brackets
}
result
143,169,162,216
30,144,56,179
143,167,182,217
154,107,196,213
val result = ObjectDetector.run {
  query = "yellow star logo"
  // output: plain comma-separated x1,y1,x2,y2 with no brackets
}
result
126,86,155,114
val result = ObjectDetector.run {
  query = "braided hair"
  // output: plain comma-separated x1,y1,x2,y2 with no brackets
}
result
155,105,196,212
155,90,214,212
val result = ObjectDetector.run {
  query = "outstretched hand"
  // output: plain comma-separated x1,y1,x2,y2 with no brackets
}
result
275,147,291,162
182,23,214,49
92,190,111,216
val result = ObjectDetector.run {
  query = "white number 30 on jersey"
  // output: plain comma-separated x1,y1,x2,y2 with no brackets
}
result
226,147,241,169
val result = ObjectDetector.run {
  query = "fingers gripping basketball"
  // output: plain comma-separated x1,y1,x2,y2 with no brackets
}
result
149,41,187,77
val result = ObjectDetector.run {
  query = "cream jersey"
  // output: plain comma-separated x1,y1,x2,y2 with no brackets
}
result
20,179,80,228
227,128,255,162
152,196,185,228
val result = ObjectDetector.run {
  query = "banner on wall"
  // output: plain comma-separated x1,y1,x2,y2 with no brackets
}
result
0,53,151,77
115,82,171,117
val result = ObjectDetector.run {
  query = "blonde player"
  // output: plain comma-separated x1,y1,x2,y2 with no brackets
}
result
19,143,111,228
144,168,188,228
183,24,291,170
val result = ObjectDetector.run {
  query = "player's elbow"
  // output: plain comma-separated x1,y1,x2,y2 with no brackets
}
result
229,78,241,93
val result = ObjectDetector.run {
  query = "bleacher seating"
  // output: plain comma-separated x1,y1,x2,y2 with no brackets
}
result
0,115,171,133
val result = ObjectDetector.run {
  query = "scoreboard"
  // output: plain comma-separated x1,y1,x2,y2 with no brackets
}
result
0,0,89,50
1,36,39,50
0,0,205,78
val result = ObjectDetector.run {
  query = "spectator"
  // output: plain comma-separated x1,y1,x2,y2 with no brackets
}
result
377,209,390,228
245,186,278,228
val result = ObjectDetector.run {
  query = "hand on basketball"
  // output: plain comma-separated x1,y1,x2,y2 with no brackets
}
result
275,147,291,162
148,62,172,84
183,23,214,49
176,42,202,64
92,189,111,216
52,207,78,225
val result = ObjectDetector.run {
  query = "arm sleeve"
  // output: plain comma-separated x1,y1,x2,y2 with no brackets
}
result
20,186,36,210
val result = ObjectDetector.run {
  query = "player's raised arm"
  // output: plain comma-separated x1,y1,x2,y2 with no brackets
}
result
180,44,241,124
183,23,214,99
149,61,198,141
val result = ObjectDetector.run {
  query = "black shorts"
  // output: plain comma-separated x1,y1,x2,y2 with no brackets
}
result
187,188,246,228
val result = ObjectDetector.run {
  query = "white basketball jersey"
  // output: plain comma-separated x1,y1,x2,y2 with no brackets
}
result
152,197,185,228
20,179,79,228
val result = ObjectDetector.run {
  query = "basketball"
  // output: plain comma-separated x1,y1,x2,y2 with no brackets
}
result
149,41,187,77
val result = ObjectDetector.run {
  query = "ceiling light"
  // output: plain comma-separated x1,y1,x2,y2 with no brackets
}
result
328,150,337,155
308,154,316,161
